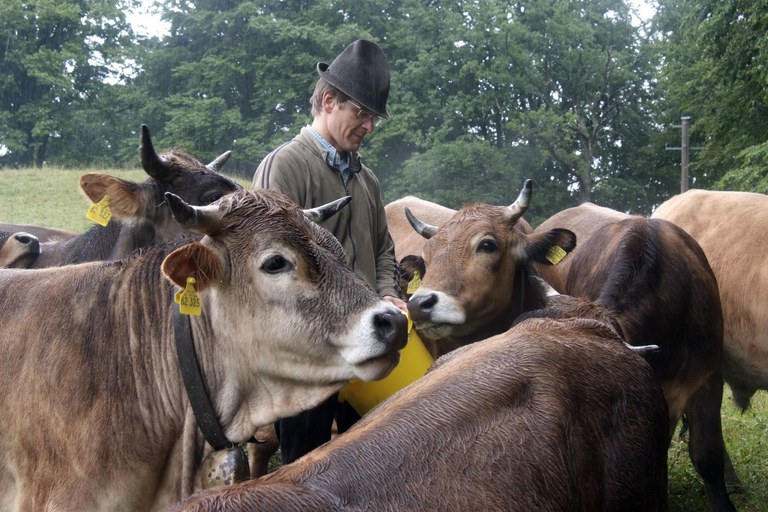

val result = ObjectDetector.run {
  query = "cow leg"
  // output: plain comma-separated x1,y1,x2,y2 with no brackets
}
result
247,424,280,477
684,374,736,512
723,448,742,490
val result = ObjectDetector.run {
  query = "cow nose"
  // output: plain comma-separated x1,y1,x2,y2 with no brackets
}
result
374,311,408,351
407,292,438,322
14,234,39,252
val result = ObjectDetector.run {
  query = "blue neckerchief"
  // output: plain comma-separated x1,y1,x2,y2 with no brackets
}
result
309,126,350,185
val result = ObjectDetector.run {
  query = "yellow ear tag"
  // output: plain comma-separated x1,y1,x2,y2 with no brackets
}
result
174,277,202,316
406,270,422,295
86,195,112,227
545,245,567,265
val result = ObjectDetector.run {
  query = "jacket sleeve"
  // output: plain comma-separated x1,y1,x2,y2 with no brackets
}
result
374,193,400,299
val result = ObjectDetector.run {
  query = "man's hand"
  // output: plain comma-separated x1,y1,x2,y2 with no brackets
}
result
383,295,407,311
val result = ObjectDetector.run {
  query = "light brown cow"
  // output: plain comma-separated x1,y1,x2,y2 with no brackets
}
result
385,196,455,260
30,124,241,268
536,203,735,512
404,180,576,354
170,295,669,512
0,231,39,268
653,189,768,411
0,188,407,511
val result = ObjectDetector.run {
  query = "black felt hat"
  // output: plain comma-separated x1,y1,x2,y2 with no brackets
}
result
317,39,390,119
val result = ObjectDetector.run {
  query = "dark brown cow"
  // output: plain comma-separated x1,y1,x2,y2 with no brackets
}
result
0,188,407,511
29,124,241,268
404,180,576,355
171,295,669,512
536,203,735,512
0,231,39,268
653,189,768,412
0,223,76,243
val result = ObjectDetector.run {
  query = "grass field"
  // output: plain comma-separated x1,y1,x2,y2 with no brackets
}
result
1,167,766,511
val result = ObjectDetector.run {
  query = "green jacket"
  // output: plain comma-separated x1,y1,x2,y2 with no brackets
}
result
253,127,399,298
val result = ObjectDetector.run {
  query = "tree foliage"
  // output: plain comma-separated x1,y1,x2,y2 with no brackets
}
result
0,0,140,167
6,0,768,216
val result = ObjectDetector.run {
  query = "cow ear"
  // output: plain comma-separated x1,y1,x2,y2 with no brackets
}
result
527,228,577,266
161,241,224,291
80,173,142,217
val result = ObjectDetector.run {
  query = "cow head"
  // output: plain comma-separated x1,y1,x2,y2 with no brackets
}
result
160,189,408,423
77,124,242,245
406,180,576,346
0,231,40,268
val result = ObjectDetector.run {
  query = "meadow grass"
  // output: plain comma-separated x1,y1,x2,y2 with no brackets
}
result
0,167,146,232
668,387,768,511
1,167,766,511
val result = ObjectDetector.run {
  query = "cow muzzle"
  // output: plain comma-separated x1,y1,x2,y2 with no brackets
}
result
407,288,466,339
344,306,408,381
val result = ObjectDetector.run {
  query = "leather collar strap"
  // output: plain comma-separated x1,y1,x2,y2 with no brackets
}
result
173,302,232,451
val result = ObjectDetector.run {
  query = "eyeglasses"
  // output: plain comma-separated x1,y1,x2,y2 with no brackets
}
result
348,101,384,128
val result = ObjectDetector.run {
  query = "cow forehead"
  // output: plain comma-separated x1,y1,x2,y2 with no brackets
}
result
423,205,526,256
212,190,346,259
158,151,241,190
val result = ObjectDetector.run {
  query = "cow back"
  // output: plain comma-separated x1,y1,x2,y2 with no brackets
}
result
562,216,724,421
653,189,768,409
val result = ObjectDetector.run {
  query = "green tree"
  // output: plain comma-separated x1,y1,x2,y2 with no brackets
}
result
383,0,663,215
136,0,376,175
657,0,768,190
0,0,139,167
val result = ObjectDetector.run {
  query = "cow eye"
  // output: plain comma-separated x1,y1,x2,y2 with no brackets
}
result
261,255,292,274
201,192,224,205
477,239,498,253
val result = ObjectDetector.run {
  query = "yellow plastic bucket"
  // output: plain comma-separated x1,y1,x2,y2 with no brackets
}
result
339,312,433,416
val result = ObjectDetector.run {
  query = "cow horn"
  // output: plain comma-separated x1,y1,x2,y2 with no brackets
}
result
140,124,170,181
506,179,533,221
165,192,223,234
405,207,439,239
303,196,352,223
207,150,232,172
625,343,660,355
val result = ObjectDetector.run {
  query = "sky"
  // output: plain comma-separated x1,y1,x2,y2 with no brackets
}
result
127,1,170,38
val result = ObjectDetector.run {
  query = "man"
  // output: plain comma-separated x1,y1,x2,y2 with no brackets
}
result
253,39,406,464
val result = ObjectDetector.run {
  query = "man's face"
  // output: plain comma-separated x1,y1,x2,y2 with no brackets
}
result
324,95,378,154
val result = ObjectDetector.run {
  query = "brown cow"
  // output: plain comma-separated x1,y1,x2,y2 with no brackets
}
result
170,295,669,512
29,124,241,268
0,223,76,243
0,231,39,268
653,189,768,412
0,188,407,511
536,203,734,512
404,180,576,354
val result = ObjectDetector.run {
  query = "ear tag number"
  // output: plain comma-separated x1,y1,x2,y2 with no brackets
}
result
86,195,112,227
546,245,567,265
175,277,202,316
406,271,422,295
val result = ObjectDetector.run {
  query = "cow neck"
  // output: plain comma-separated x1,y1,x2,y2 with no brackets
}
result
172,301,233,451
173,303,254,487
